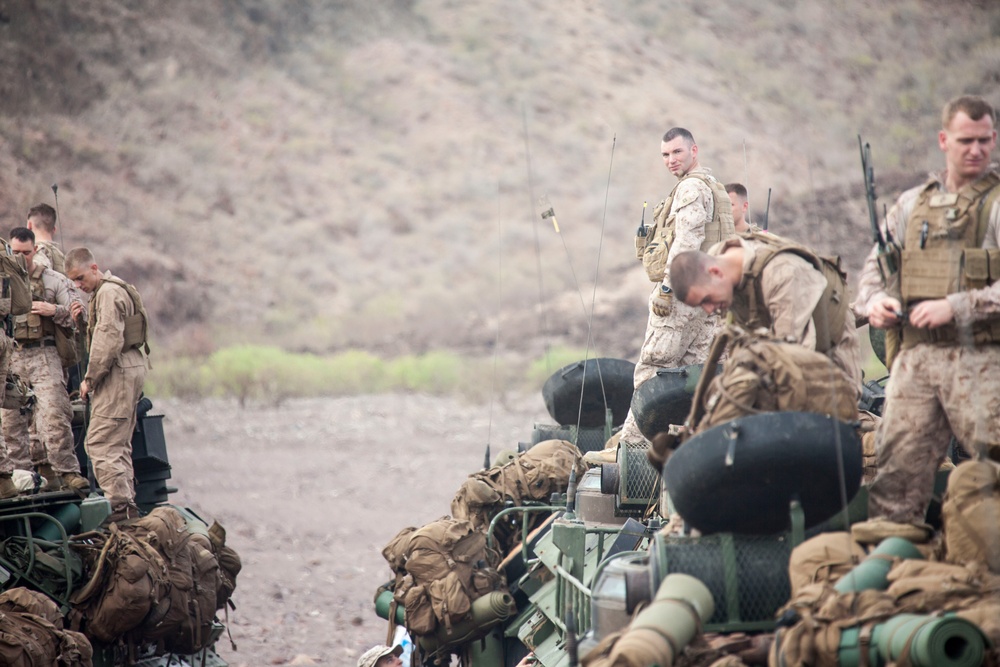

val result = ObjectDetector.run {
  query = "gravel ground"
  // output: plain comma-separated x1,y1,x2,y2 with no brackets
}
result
159,393,549,667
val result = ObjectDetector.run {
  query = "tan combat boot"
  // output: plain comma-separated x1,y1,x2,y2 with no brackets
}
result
60,472,91,495
0,473,18,500
35,462,60,491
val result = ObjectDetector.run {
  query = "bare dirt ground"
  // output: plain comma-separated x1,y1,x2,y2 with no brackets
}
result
159,393,550,667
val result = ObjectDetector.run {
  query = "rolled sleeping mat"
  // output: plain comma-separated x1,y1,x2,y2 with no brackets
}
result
664,412,863,535
833,536,924,593
839,614,985,667
417,591,515,653
542,358,635,428
599,573,714,667
374,588,406,625
631,364,717,442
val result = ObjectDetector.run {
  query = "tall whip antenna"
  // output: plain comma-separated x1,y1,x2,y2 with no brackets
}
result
522,105,551,374
742,140,752,227
486,182,504,463
51,183,68,249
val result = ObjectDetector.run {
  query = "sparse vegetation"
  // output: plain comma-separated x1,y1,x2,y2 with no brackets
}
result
146,345,591,405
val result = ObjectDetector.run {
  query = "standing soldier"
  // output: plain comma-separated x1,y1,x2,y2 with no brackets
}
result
612,127,736,453
0,239,32,498
852,95,1000,543
26,204,65,274
4,228,88,493
65,248,149,521
725,183,761,234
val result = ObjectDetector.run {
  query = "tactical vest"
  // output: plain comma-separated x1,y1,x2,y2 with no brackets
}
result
88,275,150,354
899,171,1000,349
12,267,55,342
638,171,736,282
725,232,850,354
36,241,65,275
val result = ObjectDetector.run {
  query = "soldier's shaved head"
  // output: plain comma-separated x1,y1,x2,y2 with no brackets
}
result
670,251,715,302
27,204,57,233
662,127,695,145
64,247,96,272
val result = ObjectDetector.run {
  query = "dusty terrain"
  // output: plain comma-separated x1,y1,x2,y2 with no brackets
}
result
160,392,550,667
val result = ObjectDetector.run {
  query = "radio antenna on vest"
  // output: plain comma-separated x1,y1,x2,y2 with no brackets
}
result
742,139,752,227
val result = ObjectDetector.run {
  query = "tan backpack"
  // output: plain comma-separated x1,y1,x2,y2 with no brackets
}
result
69,525,169,643
942,459,1000,573
0,587,93,667
686,327,858,437
0,240,31,319
131,507,221,655
451,439,586,553
382,517,507,638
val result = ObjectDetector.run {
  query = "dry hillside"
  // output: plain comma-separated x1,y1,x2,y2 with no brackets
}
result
1,0,998,360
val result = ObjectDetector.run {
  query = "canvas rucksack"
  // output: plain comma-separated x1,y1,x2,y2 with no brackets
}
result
69,525,169,644
0,587,93,667
685,327,858,437
451,439,587,554
130,507,221,655
0,240,31,320
382,517,508,639
942,459,1000,573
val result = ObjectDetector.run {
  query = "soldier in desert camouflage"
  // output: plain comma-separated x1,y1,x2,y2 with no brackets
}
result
852,95,1000,544
608,127,736,455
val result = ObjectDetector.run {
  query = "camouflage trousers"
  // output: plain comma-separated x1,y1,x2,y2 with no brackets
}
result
869,344,1000,524
1,345,79,474
618,288,722,446
0,334,12,475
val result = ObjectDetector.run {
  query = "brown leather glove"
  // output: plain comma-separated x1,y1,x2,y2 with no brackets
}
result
651,285,673,318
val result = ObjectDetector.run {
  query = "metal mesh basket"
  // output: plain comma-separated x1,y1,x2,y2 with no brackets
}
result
617,442,660,515
531,423,610,453
651,531,792,631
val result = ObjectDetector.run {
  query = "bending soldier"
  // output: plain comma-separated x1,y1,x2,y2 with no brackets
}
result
852,95,1000,543
3,228,88,492
612,127,736,453
669,232,862,389
65,248,150,522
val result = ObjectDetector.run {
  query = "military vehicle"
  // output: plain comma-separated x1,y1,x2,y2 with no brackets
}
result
374,355,998,667
0,395,237,667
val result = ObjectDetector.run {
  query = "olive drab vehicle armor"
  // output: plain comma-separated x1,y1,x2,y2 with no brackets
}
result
899,171,1000,349
727,231,851,354
637,172,735,283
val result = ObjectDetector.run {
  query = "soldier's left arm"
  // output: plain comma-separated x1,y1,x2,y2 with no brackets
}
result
662,179,711,289
761,254,826,348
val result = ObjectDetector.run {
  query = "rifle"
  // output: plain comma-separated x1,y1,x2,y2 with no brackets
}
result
858,136,899,282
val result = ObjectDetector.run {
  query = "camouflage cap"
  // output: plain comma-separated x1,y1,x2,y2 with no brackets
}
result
357,644,402,667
